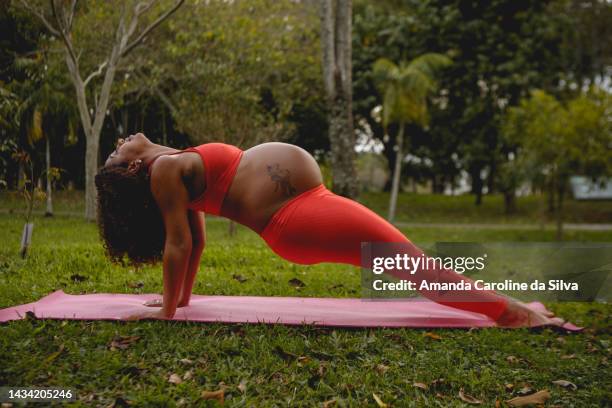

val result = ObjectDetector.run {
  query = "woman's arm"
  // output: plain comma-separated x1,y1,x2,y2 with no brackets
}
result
177,210,206,307
150,157,193,319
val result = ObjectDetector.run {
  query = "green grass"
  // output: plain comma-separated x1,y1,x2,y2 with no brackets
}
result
360,191,612,224
3,189,612,224
1,211,611,406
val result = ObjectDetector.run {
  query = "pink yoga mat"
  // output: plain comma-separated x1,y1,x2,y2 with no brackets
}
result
0,290,581,330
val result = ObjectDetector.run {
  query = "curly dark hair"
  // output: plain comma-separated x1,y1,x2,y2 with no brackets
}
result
95,163,165,267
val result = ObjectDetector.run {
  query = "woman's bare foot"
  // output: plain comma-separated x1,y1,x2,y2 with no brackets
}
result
496,299,565,328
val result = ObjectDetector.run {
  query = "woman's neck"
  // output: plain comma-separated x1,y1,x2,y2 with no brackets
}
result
142,144,182,167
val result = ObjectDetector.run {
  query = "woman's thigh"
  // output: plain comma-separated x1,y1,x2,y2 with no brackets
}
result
264,190,411,266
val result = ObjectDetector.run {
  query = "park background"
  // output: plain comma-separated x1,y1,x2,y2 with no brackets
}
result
1,0,611,406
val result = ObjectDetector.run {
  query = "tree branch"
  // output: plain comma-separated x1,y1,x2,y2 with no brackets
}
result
131,69,178,115
49,0,79,68
83,60,108,87
120,0,185,58
18,0,61,37
134,1,156,17
66,0,78,32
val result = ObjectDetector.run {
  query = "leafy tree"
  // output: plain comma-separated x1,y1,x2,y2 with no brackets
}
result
549,0,612,90
502,89,611,238
353,0,577,203
127,0,322,150
16,0,185,220
372,54,451,221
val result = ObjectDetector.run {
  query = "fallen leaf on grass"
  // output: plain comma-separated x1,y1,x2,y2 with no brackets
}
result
413,382,428,390
458,388,482,405
179,358,194,365
43,344,65,365
506,390,551,407
372,393,388,408
560,354,576,360
232,274,247,283
322,399,336,407
552,380,577,390
273,345,297,361
108,335,141,351
237,380,247,393
168,373,182,384
424,332,442,340
127,281,144,289
375,364,389,375
506,355,520,364
201,389,224,405
431,378,446,388
183,370,194,381
289,278,305,288
516,386,534,396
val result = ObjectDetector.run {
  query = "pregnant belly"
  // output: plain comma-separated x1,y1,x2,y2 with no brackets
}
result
222,142,323,232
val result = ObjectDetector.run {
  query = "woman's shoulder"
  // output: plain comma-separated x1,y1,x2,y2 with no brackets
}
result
148,156,192,207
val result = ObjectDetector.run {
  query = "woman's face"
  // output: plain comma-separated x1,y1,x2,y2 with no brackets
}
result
105,133,150,167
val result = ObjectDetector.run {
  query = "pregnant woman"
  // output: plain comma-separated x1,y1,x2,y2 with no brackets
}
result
95,133,564,327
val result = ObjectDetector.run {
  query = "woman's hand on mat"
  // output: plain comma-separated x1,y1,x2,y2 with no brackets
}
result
124,309,169,321
495,300,565,328
143,299,163,307
143,298,189,308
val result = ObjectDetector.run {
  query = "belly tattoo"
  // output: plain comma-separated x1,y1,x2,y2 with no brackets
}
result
266,163,297,197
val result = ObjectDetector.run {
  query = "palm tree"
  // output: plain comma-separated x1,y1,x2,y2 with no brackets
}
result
372,53,451,221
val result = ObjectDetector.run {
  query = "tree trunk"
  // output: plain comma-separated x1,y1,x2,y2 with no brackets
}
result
555,181,565,240
383,139,395,192
76,53,117,221
388,122,405,222
547,183,555,213
320,0,357,198
503,190,516,215
45,136,53,217
84,131,100,221
471,166,483,206
17,163,24,190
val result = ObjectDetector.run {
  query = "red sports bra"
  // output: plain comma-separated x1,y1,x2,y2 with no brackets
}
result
147,143,244,216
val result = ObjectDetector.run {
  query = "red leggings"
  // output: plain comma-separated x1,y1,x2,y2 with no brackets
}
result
260,184,508,320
